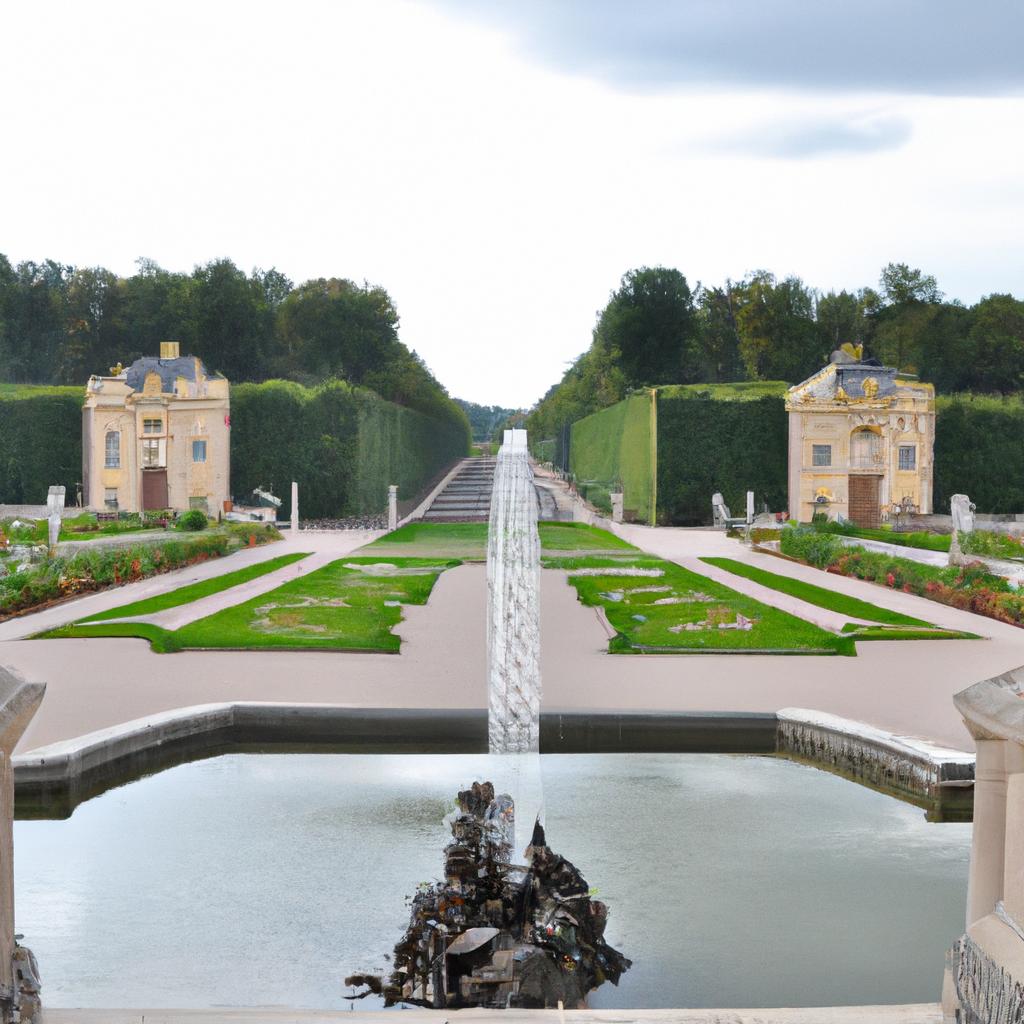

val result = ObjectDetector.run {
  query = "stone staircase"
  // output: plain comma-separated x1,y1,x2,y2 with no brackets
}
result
422,458,495,522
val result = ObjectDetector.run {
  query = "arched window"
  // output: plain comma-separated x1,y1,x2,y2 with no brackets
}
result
105,430,120,468
850,427,882,468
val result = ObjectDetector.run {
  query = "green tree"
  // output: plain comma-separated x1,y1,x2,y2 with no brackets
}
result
733,272,821,382
593,267,700,386
879,262,943,305
967,294,1024,394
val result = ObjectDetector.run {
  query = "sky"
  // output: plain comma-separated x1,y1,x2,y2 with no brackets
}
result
1,0,1022,408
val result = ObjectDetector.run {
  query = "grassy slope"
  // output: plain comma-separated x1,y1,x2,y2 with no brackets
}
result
700,556,929,627
43,556,458,652
79,552,310,622
546,554,852,655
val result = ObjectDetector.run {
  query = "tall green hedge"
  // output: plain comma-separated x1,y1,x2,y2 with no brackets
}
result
934,395,1024,514
656,391,789,525
0,386,83,503
1,380,469,518
231,379,469,519
569,393,654,522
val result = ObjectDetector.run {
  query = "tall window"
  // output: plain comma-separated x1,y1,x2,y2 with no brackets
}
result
104,430,120,468
898,445,916,471
192,440,207,462
142,439,162,467
143,418,163,434
812,444,832,467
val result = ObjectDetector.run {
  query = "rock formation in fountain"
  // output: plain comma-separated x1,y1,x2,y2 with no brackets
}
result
487,429,542,755
382,782,631,1009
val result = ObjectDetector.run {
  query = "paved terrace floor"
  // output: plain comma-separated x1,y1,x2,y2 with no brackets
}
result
2,505,1024,752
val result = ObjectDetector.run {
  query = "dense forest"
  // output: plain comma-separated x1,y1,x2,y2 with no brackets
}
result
454,399,520,442
527,263,1024,442
0,255,465,429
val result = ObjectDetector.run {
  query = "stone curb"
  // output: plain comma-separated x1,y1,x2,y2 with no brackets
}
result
13,704,975,819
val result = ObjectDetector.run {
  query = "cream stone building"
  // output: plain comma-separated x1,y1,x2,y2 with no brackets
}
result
786,346,935,527
82,342,230,514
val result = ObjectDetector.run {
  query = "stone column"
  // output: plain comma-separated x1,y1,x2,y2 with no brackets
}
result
290,482,299,534
0,667,45,1020
967,738,1008,927
610,492,624,524
388,485,398,532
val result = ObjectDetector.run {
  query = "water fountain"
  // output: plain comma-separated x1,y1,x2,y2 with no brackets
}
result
380,429,631,1009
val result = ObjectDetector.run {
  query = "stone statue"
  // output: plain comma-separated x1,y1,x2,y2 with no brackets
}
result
951,494,975,535
45,485,65,556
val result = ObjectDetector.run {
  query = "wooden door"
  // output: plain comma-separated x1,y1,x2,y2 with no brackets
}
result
848,475,880,528
142,469,168,510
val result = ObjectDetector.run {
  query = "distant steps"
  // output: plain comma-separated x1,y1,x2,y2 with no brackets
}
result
422,458,495,522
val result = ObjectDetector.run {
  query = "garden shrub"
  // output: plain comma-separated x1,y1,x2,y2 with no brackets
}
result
176,509,208,531
780,525,843,567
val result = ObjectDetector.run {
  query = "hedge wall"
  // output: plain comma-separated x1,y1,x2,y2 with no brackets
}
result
231,379,469,519
655,391,789,526
0,386,83,503
1,380,469,519
568,393,654,522
934,395,1024,514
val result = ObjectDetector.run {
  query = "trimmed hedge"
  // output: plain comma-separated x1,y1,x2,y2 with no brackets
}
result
934,395,1024,514
569,393,654,522
565,385,1024,524
230,379,469,519
1,380,469,520
0,387,83,503
656,391,788,526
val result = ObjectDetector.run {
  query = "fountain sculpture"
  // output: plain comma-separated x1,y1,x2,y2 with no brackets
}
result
377,429,631,1009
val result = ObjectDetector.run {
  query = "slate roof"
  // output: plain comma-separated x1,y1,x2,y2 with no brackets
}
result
124,355,221,394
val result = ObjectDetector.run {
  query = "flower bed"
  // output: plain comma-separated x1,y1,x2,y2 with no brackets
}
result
0,524,280,619
781,524,1024,627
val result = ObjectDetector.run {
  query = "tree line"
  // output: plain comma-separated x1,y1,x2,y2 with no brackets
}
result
0,254,465,427
528,263,1024,441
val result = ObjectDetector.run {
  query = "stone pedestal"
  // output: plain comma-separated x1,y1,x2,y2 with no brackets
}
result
610,492,624,523
388,485,398,532
746,490,755,525
290,482,299,534
0,667,45,1021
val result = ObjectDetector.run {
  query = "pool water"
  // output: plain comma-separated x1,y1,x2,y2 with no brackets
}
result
14,752,969,1009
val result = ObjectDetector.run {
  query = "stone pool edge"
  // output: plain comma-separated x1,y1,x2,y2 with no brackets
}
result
12,703,975,820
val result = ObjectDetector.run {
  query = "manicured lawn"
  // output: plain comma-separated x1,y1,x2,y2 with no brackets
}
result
78,552,310,622
42,556,458,653
537,522,636,551
363,522,488,559
547,555,853,655
700,557,929,626
840,624,980,641
363,521,635,559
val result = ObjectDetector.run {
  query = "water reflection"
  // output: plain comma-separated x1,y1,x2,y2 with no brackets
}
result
13,753,968,1009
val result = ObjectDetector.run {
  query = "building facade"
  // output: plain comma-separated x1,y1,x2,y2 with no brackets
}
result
82,342,230,514
785,347,935,527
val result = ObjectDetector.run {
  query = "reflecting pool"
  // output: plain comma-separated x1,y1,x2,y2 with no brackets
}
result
14,753,968,1009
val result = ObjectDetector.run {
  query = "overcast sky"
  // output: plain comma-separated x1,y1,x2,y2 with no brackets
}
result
2,0,1022,407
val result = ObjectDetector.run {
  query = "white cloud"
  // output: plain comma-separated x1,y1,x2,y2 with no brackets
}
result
0,0,1022,407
